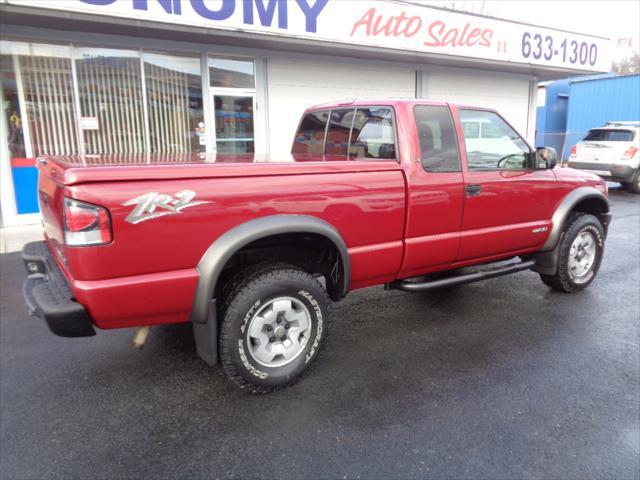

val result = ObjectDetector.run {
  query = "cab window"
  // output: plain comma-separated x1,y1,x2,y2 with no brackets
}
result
414,105,461,172
325,109,354,157
460,110,530,170
292,110,329,155
349,108,396,160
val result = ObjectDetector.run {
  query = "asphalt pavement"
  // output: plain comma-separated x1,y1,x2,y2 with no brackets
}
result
1,186,638,480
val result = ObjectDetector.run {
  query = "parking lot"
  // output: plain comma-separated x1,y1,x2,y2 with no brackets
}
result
1,186,638,480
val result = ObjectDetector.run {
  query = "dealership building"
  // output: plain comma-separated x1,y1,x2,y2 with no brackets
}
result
0,0,611,226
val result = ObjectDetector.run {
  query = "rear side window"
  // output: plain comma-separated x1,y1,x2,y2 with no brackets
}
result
583,129,635,142
325,109,354,156
349,108,396,160
292,110,329,154
414,105,461,172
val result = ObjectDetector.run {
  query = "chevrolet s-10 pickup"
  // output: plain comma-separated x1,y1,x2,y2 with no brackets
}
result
22,99,611,393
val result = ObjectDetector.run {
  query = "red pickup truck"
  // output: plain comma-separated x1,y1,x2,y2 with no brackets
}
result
22,99,611,393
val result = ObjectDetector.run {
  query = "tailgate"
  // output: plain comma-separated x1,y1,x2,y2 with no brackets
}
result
577,141,628,162
37,159,66,253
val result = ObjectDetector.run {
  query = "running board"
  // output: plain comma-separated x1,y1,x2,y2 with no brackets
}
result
389,260,536,292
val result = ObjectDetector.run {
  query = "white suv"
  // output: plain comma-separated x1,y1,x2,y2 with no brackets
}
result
568,121,640,193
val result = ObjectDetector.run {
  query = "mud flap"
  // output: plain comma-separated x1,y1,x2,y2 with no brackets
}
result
533,233,564,276
193,299,218,366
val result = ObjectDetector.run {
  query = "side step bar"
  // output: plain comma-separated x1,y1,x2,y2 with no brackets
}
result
389,260,536,292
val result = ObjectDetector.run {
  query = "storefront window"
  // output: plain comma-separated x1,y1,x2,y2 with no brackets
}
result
75,47,146,155
2,42,79,157
1,55,26,159
209,57,254,89
2,42,264,162
0,48,60,214
143,52,205,153
213,95,255,153
209,56,256,154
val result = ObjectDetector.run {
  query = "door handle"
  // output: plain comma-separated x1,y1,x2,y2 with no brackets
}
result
465,184,482,196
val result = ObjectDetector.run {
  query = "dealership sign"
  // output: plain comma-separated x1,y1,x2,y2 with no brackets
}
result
7,0,612,72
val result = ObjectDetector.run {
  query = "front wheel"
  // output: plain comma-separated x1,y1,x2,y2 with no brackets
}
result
219,262,332,393
540,213,605,293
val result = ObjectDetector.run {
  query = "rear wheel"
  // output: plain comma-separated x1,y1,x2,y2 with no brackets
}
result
219,262,331,393
624,171,640,193
540,213,604,293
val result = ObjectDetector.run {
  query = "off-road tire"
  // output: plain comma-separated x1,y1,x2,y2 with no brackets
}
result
540,213,604,293
219,262,332,394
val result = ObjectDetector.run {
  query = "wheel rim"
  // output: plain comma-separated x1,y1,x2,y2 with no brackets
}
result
568,230,597,283
246,297,312,368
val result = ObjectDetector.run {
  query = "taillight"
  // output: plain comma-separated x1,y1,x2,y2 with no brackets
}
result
63,198,112,246
569,145,577,159
622,146,638,159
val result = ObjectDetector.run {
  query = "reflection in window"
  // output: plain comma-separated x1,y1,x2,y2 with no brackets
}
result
144,52,204,153
325,109,353,157
75,48,145,154
10,44,79,156
1,55,27,159
209,57,254,89
481,122,504,139
462,121,479,139
414,105,460,172
350,108,396,160
214,95,254,153
292,110,329,155
460,110,529,170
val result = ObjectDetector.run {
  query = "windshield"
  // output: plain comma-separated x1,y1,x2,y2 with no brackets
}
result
583,129,635,142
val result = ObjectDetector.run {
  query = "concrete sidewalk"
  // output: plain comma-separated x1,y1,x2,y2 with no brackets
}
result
0,224,43,254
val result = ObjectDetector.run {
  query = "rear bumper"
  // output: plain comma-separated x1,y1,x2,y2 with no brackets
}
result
22,241,96,337
568,161,637,182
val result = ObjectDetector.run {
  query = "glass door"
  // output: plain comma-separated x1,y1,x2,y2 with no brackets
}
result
211,92,255,154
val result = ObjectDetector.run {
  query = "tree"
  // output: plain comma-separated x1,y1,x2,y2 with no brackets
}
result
612,50,640,75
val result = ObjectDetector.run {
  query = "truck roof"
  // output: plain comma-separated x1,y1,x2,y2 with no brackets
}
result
306,98,493,111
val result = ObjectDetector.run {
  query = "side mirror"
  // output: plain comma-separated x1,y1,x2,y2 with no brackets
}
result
536,146,558,169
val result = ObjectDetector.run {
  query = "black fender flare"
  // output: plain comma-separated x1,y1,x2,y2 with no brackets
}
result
190,214,350,326
534,186,610,275
540,186,610,251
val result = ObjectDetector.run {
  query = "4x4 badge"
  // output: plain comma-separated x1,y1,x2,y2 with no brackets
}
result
122,190,210,224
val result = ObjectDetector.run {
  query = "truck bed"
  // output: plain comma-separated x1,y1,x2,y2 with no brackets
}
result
36,153,407,328
40,153,403,185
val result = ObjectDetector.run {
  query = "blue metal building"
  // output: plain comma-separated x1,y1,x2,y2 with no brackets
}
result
536,73,640,159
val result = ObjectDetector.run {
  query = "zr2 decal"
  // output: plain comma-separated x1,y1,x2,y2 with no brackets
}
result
122,190,210,224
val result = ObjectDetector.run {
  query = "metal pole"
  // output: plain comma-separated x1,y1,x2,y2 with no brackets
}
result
201,52,214,154
139,50,151,156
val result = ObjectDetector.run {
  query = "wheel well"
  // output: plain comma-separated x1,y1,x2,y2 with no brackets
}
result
570,196,609,224
215,232,345,301
534,193,610,275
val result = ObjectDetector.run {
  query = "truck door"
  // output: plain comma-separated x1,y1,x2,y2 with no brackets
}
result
454,107,555,262
398,104,465,279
